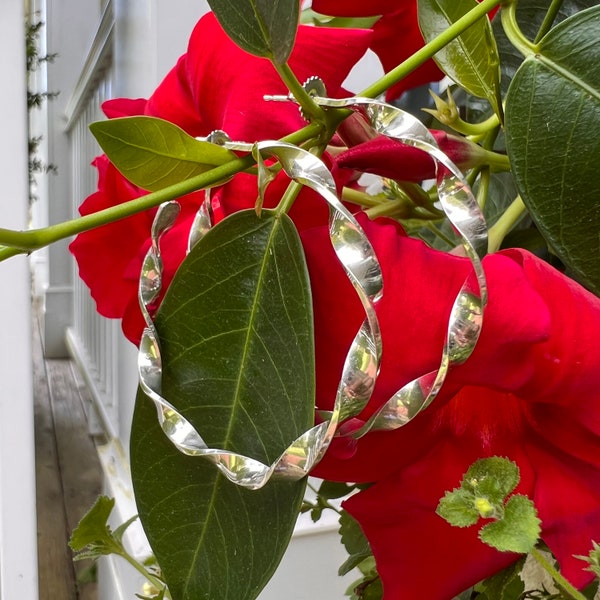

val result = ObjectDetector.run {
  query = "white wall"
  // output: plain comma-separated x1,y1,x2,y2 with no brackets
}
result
0,1,38,597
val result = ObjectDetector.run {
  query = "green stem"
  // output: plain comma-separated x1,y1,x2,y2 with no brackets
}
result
501,1,539,58
117,549,170,598
481,149,510,172
487,195,526,253
476,167,491,210
359,0,504,99
0,122,323,260
424,222,457,248
534,0,566,44
365,200,412,220
530,547,587,600
450,114,500,137
275,62,326,122
342,187,385,208
276,179,304,216
0,157,251,252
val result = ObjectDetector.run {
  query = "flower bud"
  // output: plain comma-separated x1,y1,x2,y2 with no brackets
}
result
335,129,492,183
433,130,492,171
423,89,459,127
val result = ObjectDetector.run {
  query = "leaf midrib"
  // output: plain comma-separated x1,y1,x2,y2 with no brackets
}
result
535,52,600,102
182,215,281,598
424,0,499,107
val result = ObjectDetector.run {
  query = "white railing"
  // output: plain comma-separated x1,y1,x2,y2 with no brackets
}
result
67,71,122,439
63,1,124,440
63,6,154,598
60,4,356,598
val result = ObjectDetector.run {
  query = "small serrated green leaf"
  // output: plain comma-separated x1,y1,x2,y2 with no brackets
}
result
89,116,236,191
69,495,116,552
437,488,481,527
418,0,502,118
311,505,324,522
576,540,600,579
338,509,375,576
462,457,520,504
479,495,541,553
207,0,299,64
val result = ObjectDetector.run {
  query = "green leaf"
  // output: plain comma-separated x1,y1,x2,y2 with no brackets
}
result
130,209,314,600
339,510,371,558
437,487,481,527
583,580,600,600
474,557,526,599
479,495,541,553
418,0,502,118
505,6,600,295
462,457,520,504
89,116,236,192
301,8,380,30
493,0,596,95
348,575,383,600
207,0,299,64
437,458,523,527
345,556,382,600
338,510,373,576
317,479,355,500
69,496,115,552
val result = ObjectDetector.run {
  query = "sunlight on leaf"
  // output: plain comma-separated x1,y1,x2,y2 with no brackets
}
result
90,116,236,191
418,0,502,118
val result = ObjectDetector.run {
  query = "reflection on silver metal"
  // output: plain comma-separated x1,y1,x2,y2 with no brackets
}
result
137,141,383,489
138,89,488,487
187,189,213,253
302,90,488,437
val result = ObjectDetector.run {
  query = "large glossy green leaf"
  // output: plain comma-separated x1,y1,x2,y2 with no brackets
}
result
207,0,299,64
505,6,600,295
130,209,314,600
493,0,596,95
418,0,502,118
89,116,236,191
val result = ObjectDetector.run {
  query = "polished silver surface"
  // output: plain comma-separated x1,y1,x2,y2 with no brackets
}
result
187,190,213,252
137,141,383,488
306,92,488,435
138,91,488,485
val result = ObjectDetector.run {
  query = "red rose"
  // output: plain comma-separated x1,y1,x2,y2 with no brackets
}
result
70,12,372,343
305,214,600,599
311,0,444,100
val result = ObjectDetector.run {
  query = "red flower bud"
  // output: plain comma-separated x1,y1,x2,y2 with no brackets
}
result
335,130,492,182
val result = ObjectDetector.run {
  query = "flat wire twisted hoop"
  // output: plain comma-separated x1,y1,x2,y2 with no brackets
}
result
308,94,488,437
137,90,489,486
137,139,383,489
